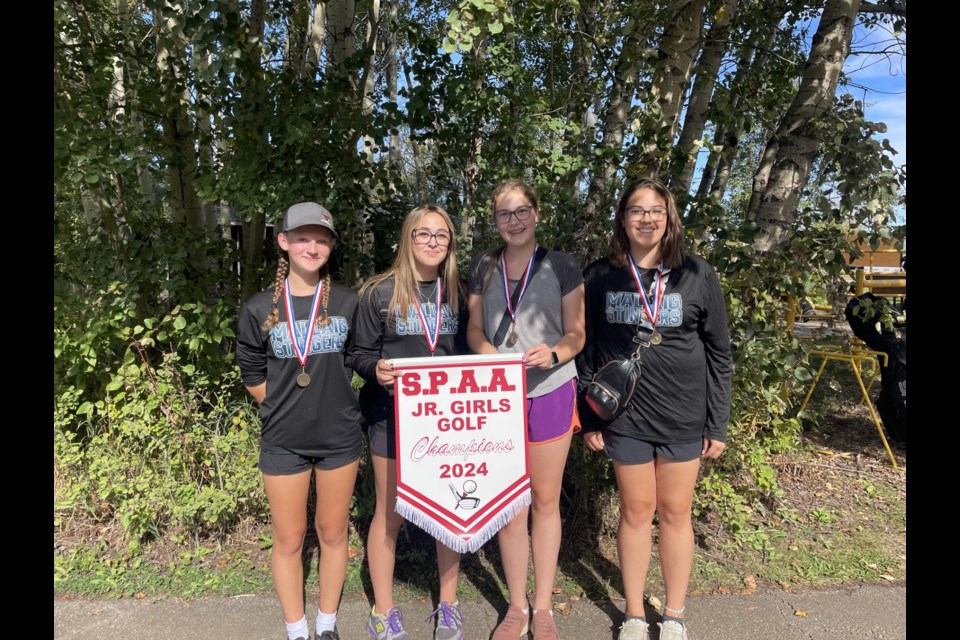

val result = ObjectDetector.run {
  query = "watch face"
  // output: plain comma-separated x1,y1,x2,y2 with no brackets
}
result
551,352,559,366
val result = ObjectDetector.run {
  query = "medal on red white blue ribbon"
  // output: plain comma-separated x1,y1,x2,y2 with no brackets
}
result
283,278,324,387
413,277,443,355
501,247,537,348
627,254,665,344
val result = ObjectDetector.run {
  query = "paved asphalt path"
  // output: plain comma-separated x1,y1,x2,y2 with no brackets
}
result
55,584,905,639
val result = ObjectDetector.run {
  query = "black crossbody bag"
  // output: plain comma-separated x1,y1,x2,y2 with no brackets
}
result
583,323,657,422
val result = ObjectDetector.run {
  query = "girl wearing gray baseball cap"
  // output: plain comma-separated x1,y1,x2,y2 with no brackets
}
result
237,202,361,640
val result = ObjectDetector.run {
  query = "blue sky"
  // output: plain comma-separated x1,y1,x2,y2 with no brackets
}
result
844,18,907,173
836,15,906,228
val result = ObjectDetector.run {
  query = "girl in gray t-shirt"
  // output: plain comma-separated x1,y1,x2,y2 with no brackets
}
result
465,180,586,640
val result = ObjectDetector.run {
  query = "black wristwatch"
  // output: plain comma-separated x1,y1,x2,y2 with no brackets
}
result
550,351,560,368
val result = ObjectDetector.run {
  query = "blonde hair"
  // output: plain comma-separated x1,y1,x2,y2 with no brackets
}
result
359,204,460,323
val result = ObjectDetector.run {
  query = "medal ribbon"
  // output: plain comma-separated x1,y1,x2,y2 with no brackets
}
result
501,245,537,326
627,254,665,326
413,277,443,353
283,278,324,368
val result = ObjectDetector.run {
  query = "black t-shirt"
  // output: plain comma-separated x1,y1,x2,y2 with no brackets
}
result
577,255,732,444
236,284,362,456
352,276,469,430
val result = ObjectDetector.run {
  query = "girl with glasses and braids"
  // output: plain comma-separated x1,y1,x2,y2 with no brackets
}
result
352,205,469,640
466,180,586,640
576,179,733,640
236,202,362,640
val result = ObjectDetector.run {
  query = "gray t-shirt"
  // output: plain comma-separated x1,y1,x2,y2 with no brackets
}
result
467,248,584,397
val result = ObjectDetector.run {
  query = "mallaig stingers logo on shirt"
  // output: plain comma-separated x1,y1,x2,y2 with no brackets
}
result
269,317,350,357
394,303,459,336
605,291,683,327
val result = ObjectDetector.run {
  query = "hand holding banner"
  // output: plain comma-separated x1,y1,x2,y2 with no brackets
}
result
392,354,530,553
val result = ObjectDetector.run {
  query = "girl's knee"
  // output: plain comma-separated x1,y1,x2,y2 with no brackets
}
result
272,528,307,556
620,503,656,528
315,522,349,548
656,507,692,528
530,494,560,517
655,496,693,526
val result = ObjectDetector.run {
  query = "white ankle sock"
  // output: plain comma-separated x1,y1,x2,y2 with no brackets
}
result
285,616,309,640
316,610,337,634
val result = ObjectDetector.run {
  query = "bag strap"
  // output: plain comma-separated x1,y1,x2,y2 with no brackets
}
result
492,246,549,347
629,323,657,357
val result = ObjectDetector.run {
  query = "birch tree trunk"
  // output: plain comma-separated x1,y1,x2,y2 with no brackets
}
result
564,4,597,205
196,52,219,237
286,0,310,75
236,0,268,302
694,22,778,202
631,0,707,180
57,14,122,239
384,0,400,167
304,1,328,73
105,45,132,230
326,0,357,87
402,61,427,197
458,35,488,251
327,0,378,286
359,0,381,163
114,0,158,215
574,13,650,263
671,0,737,196
748,0,861,254
154,1,203,237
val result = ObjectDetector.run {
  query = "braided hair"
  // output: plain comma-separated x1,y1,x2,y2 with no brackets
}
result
261,254,331,331
261,254,289,331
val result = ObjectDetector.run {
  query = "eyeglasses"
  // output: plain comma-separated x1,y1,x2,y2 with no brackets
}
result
494,206,535,224
412,228,452,247
624,206,667,221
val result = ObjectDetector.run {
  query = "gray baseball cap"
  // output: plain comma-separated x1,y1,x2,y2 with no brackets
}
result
281,202,338,238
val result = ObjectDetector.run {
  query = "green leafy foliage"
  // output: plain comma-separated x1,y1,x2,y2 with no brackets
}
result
54,0,906,585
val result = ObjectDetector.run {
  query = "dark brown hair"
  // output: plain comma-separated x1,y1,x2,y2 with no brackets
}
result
609,178,686,270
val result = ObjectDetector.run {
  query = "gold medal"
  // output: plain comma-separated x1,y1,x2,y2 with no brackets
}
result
283,278,324,389
650,329,662,345
501,249,536,350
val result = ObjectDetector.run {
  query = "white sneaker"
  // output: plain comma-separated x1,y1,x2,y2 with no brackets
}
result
618,617,650,640
657,620,689,640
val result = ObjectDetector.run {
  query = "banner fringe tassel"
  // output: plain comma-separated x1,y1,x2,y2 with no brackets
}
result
395,489,532,554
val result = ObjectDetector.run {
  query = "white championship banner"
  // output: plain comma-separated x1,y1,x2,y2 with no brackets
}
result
392,353,530,553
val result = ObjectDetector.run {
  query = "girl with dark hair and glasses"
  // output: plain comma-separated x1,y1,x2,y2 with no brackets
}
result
576,179,733,640
466,180,586,640
353,205,469,640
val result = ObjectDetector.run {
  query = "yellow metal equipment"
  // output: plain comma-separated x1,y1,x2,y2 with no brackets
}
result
796,344,901,470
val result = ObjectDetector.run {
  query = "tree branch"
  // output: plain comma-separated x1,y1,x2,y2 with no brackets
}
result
859,1,906,17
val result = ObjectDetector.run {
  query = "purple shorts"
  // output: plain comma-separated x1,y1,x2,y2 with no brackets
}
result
526,378,579,444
